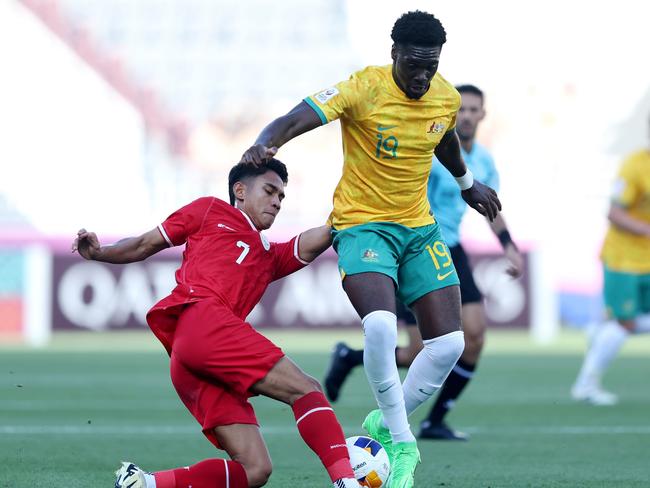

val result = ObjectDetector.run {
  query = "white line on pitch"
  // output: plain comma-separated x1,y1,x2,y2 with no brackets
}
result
2,425,650,435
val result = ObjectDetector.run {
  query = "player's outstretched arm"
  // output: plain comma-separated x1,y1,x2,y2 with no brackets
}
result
71,228,168,264
435,130,502,221
297,225,332,263
241,101,323,165
608,204,650,237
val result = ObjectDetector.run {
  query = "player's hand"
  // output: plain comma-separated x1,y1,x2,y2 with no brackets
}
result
503,243,524,278
240,144,278,166
72,228,101,260
461,181,501,222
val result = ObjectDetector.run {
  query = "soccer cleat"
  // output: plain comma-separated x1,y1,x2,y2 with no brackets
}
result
387,441,420,488
571,383,618,406
334,478,363,488
114,461,148,488
362,409,394,464
419,420,469,441
324,342,356,402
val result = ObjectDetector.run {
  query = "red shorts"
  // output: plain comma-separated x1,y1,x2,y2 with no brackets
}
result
169,300,284,449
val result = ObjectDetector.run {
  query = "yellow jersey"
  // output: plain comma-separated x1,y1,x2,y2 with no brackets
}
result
601,149,650,273
304,65,460,229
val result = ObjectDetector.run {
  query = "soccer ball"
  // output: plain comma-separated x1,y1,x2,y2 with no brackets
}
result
346,435,390,487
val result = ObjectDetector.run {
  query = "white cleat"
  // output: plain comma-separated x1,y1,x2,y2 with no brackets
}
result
571,384,619,406
114,461,148,488
334,478,363,488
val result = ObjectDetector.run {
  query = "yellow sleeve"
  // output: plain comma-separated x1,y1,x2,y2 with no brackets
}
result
612,155,640,208
446,88,461,132
303,72,366,124
447,112,458,132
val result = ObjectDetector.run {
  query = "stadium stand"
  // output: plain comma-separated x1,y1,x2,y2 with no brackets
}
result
22,0,358,132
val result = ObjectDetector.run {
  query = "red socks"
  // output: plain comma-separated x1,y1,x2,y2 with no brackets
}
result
292,391,355,482
154,459,247,488
153,392,352,487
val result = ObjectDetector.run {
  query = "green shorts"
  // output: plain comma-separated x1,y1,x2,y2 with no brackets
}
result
332,222,460,305
603,266,650,320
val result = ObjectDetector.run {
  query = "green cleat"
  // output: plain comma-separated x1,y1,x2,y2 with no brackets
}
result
388,441,420,488
362,409,395,464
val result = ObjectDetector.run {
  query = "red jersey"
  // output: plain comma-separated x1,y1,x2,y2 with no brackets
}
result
147,197,308,353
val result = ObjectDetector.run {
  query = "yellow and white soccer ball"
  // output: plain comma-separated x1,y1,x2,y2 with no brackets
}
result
346,435,390,487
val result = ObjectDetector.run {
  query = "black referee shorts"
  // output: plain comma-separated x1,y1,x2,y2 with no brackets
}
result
396,243,482,326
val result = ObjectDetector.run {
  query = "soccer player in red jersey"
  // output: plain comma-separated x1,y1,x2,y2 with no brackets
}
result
72,159,359,488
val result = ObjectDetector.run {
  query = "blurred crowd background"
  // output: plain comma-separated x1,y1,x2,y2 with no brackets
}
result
1,0,649,344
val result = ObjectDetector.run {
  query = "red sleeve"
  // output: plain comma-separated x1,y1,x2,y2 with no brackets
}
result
158,197,213,246
271,235,309,281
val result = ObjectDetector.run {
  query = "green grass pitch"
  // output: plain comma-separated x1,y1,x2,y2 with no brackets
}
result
1,330,649,487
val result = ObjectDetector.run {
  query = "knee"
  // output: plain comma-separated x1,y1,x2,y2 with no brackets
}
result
289,374,323,404
303,375,323,394
362,311,398,348
243,459,273,487
449,331,466,360
425,330,465,364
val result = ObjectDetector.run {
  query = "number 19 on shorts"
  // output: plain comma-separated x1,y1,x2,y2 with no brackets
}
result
426,241,452,270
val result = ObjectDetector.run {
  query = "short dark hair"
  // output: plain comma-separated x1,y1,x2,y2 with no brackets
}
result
455,84,484,102
391,11,447,47
228,159,288,206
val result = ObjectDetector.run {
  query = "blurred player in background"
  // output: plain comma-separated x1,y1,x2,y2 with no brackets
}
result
241,11,501,487
72,160,360,488
572,117,650,406
325,85,524,441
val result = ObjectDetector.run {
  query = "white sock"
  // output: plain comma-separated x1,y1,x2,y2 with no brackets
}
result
334,478,361,488
575,320,629,386
362,310,415,443
634,314,650,333
402,331,465,415
143,472,156,488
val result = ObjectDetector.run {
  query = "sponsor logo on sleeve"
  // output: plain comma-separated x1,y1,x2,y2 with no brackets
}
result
315,87,339,104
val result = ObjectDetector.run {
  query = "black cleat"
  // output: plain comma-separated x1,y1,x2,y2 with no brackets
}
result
419,421,469,441
324,342,356,402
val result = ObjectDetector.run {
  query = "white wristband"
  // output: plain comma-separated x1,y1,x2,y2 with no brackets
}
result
455,169,474,190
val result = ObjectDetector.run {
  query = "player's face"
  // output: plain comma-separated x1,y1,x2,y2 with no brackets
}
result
456,93,485,142
391,44,441,100
239,171,286,230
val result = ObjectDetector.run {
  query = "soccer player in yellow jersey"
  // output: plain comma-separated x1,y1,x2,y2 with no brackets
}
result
572,120,650,406
242,11,501,486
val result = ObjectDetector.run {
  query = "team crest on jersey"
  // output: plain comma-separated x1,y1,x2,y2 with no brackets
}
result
315,87,339,104
260,233,270,251
427,120,446,134
361,249,379,262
